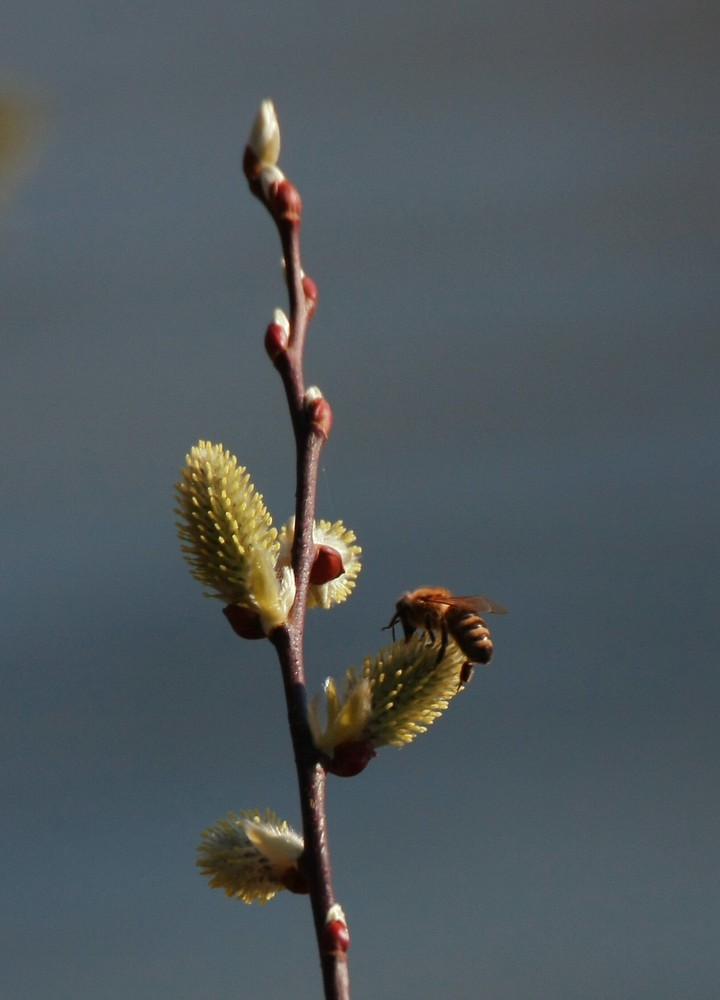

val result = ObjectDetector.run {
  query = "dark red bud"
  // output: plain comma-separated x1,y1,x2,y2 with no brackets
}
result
242,145,262,182
307,396,333,440
279,867,310,895
327,740,376,777
323,919,350,955
269,178,302,221
310,545,344,585
302,275,318,319
222,605,266,640
264,322,289,363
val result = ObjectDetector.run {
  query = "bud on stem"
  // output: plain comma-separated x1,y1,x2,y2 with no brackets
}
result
326,740,377,777
265,175,302,222
222,604,266,639
323,904,350,955
302,274,319,319
265,308,290,364
310,545,345,585
244,101,301,222
305,387,333,440
247,99,280,167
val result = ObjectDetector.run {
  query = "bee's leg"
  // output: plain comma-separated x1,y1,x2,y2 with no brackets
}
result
437,621,448,663
423,614,436,647
457,662,474,689
382,612,399,635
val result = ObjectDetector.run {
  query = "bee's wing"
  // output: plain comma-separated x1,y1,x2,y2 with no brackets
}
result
447,595,508,615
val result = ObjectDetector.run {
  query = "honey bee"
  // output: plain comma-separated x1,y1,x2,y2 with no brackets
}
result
384,587,507,687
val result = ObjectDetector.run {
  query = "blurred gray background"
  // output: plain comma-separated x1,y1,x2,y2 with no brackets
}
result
2,2,718,998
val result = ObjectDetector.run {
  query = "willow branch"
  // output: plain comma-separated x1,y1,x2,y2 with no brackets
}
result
245,102,350,999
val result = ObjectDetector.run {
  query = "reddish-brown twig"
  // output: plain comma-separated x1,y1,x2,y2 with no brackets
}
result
245,107,350,1000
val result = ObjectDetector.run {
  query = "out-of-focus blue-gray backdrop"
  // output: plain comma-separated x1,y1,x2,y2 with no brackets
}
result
2,2,718,998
